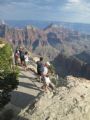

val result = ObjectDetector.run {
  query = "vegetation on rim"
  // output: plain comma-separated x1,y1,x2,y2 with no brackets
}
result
0,39,19,109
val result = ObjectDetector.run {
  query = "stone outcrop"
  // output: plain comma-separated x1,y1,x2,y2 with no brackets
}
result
0,23,90,79
53,53,90,79
17,76,90,120
0,23,89,53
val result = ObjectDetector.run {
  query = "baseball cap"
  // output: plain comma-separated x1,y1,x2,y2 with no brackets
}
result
46,61,50,66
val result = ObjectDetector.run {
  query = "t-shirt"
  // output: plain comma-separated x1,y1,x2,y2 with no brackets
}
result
24,55,29,62
44,76,51,86
37,61,44,73
43,66,48,76
19,50,25,59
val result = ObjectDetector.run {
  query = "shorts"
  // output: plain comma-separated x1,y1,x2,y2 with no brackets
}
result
37,70,43,76
25,61,29,66
44,76,51,86
20,57,25,62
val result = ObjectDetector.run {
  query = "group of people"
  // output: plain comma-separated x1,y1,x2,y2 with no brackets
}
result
37,57,54,92
14,47,29,70
14,47,54,92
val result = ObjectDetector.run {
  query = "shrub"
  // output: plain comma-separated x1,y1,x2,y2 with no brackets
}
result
0,41,19,109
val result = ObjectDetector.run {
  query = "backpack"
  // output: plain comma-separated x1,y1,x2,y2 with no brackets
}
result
37,61,44,73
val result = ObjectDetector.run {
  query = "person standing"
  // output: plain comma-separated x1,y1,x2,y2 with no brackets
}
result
24,51,29,71
42,62,54,92
37,57,44,81
19,47,25,66
14,49,20,65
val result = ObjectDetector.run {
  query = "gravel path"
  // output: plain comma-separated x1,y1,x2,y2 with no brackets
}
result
0,66,42,120
11,67,42,109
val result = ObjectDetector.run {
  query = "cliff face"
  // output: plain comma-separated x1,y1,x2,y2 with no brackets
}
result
0,23,89,53
52,53,90,79
0,23,90,58
0,23,90,79
17,76,90,120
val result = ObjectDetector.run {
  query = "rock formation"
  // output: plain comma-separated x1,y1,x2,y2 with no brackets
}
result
0,23,90,55
17,76,90,120
0,23,90,79
52,53,90,79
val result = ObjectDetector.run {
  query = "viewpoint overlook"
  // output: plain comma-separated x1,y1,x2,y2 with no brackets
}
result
0,20,90,120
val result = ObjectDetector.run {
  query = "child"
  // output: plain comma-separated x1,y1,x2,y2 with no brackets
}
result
43,75,54,92
41,62,54,92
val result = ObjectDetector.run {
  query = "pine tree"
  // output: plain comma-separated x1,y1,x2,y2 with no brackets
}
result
0,40,19,109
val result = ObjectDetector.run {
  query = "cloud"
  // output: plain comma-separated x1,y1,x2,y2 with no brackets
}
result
63,0,90,14
68,0,80,4
60,0,90,23
0,0,30,5
0,0,52,5
0,0,90,23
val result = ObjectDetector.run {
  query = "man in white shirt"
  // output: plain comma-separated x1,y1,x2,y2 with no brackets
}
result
43,64,48,76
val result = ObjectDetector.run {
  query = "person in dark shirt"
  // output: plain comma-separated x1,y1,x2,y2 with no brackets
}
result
37,57,44,82
37,57,44,76
19,47,25,66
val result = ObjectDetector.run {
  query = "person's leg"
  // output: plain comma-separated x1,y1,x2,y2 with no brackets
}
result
49,82,55,91
45,84,48,92
43,77,49,92
39,75,42,82
20,58,23,66
15,58,17,65
41,83,48,92
38,72,43,82
24,61,27,71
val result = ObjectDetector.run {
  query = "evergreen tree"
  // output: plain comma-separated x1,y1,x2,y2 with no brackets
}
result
0,40,19,109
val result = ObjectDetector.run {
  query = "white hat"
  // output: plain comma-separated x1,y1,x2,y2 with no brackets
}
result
46,61,50,66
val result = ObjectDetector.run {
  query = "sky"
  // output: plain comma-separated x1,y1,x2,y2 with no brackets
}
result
0,0,90,23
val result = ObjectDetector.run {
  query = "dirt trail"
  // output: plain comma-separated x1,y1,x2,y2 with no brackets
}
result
11,67,42,109
1,66,42,120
